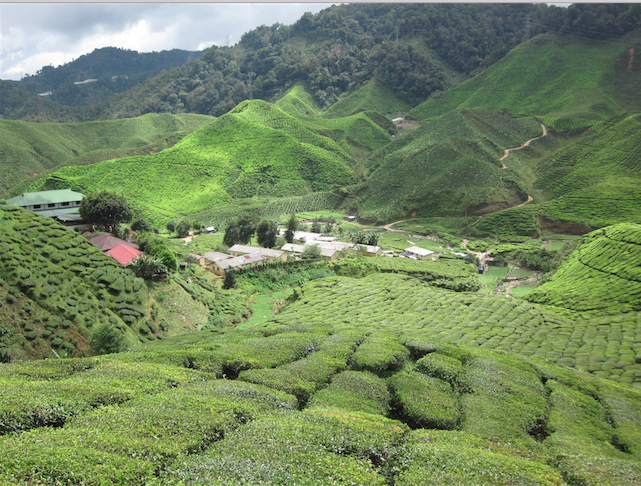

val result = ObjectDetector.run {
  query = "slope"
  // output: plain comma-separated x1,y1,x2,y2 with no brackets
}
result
357,109,543,223
0,113,213,197
472,113,641,236
0,205,149,360
321,79,410,118
12,47,203,107
24,99,390,222
0,301,640,484
409,33,632,125
526,223,641,313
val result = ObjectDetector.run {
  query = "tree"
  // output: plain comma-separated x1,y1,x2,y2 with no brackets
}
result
166,221,176,233
176,218,192,238
90,322,127,355
223,212,258,246
256,220,278,248
80,191,133,231
192,220,203,233
311,219,322,233
223,220,240,247
302,244,322,260
131,217,155,234
285,213,299,243
127,254,168,279
223,270,237,289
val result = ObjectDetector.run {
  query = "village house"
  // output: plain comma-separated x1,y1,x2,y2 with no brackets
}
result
228,244,287,263
209,253,266,275
106,244,143,266
88,233,139,252
403,246,438,260
278,230,323,244
360,244,383,257
7,189,85,226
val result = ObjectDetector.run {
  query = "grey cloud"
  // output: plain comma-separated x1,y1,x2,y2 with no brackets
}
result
0,3,328,80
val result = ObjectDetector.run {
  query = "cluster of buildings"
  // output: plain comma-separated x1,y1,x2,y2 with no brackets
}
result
7,190,446,275
193,230,383,275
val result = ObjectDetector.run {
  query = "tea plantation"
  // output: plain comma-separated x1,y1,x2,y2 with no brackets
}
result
0,321,640,484
20,96,395,224
0,113,213,197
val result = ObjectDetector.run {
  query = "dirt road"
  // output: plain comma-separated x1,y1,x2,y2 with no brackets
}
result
500,124,547,168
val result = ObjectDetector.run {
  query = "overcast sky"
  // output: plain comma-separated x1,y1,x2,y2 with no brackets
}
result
0,3,329,81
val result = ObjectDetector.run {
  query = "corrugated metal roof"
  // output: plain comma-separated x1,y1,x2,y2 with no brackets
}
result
7,189,83,207
106,245,142,266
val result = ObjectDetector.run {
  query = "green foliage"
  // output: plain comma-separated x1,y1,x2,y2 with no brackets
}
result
79,190,133,229
256,219,278,248
130,217,155,234
285,213,299,243
0,205,148,358
0,113,212,196
389,372,460,429
89,322,126,354
222,270,236,290
359,110,539,223
307,370,391,416
301,244,322,260
175,218,192,238
527,223,641,312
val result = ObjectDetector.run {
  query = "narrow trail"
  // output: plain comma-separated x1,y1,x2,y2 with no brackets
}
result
500,123,548,169
378,125,546,233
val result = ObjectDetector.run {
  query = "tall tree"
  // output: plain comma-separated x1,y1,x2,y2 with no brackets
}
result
79,190,133,231
256,220,279,248
285,213,299,243
224,212,258,246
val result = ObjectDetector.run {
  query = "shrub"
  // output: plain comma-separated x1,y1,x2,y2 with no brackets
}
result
89,323,126,355
389,372,460,429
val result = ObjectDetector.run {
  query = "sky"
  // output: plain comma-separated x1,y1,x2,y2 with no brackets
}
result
0,3,329,81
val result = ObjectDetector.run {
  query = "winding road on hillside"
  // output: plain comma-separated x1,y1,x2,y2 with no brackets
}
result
381,124,547,233
500,123,547,169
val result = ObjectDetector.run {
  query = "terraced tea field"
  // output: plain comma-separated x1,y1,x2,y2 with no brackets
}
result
260,271,641,389
360,109,541,223
1,315,639,485
0,113,212,197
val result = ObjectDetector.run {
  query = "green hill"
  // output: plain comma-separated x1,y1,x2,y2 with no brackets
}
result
12,47,203,107
526,223,641,313
22,99,394,223
322,79,411,118
357,109,543,223
471,113,641,236
409,33,634,125
0,205,149,360
0,113,213,197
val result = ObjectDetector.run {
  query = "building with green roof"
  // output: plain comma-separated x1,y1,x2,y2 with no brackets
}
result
7,189,84,223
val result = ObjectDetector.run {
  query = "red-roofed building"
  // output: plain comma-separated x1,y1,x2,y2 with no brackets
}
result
89,233,138,252
106,244,143,266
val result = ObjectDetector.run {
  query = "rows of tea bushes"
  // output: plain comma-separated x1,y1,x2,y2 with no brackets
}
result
1,324,640,485
0,205,149,358
331,256,482,292
527,223,641,313
409,35,626,122
262,271,641,388
320,78,410,118
0,113,213,197
26,98,382,223
359,109,535,223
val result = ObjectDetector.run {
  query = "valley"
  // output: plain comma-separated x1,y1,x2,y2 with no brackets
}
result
1,3,641,485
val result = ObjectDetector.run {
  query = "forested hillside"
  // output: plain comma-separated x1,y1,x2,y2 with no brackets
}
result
9,47,203,107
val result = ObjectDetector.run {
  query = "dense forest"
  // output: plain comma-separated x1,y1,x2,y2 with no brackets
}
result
3,3,640,123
